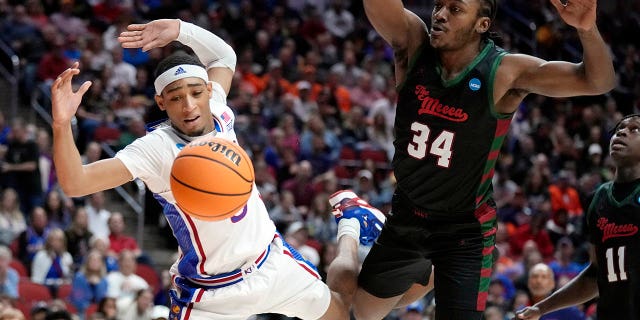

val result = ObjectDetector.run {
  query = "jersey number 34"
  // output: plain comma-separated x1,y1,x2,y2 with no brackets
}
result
408,122,455,168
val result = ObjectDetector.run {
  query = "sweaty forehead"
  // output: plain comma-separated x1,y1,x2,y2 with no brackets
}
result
617,115,640,129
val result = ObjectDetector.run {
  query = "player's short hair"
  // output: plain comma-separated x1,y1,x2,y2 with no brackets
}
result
612,113,640,134
154,51,205,79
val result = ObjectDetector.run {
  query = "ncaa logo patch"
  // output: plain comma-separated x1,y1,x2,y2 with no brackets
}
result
469,78,481,91
176,143,186,150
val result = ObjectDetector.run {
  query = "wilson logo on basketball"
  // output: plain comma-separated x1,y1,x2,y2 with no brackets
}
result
190,140,242,166
597,217,638,242
414,85,469,122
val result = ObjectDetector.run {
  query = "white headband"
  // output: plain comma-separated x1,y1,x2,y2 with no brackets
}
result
154,64,209,95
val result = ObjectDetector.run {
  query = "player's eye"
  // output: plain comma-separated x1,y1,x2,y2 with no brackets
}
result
170,96,181,102
193,91,203,97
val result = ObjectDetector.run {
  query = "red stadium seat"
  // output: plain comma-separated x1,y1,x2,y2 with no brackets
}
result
9,259,28,277
135,263,161,294
18,280,52,304
85,303,98,318
57,283,73,300
338,146,362,168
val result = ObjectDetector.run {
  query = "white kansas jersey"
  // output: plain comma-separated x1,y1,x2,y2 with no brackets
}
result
115,82,276,279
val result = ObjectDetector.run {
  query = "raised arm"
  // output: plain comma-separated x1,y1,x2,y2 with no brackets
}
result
507,0,615,101
363,0,428,84
52,63,133,197
515,246,599,320
118,19,237,95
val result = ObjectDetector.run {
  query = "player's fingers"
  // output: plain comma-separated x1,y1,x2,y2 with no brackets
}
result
126,23,146,31
77,81,92,96
549,0,565,11
120,39,144,48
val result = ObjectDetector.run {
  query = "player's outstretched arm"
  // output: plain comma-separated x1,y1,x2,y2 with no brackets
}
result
363,0,427,86
514,247,599,320
118,19,236,95
52,62,133,197
508,0,615,100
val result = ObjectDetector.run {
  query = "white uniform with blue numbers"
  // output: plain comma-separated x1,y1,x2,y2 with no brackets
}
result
115,82,329,320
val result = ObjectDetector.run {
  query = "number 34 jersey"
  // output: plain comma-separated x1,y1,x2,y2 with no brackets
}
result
393,40,509,214
587,181,640,320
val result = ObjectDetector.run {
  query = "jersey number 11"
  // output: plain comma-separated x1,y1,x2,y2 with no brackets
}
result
605,246,627,282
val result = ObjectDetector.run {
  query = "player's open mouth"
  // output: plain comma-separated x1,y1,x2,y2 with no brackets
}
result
185,116,200,123
431,25,446,35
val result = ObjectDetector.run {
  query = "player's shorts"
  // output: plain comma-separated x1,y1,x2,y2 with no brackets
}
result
169,234,331,320
358,190,497,318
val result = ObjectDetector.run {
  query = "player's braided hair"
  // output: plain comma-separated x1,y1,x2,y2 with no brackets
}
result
154,51,205,79
479,0,498,40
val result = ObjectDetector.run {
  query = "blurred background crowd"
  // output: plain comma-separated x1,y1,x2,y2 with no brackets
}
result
0,0,638,319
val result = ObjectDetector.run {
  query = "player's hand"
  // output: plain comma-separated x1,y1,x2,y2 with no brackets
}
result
51,62,91,127
514,306,542,320
118,19,180,52
550,0,596,31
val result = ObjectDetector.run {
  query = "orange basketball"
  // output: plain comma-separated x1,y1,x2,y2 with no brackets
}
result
170,137,254,221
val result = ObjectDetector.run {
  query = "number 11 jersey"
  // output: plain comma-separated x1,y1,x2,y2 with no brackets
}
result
587,181,640,320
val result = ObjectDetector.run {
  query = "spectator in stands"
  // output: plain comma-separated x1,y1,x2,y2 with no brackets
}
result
282,160,317,208
42,190,71,230
84,192,111,240
107,212,141,258
0,112,9,149
2,118,43,215
31,228,73,296
511,211,555,260
64,207,93,266
284,221,320,266
116,288,154,320
323,0,354,40
0,307,25,320
0,188,26,247
15,206,50,271
545,208,578,247
106,48,136,93
548,170,584,221
96,297,117,320
306,192,337,243
36,34,71,84
348,72,384,113
523,263,585,320
269,190,303,231
105,250,148,304
548,237,586,284
70,250,108,316
89,237,118,273
35,129,56,194
0,246,18,301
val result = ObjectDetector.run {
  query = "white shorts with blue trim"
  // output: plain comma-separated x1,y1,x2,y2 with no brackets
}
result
170,235,331,320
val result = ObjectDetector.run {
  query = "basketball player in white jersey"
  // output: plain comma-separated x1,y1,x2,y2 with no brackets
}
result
50,19,387,319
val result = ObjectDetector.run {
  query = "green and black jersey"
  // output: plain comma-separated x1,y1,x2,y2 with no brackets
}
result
586,182,640,320
393,39,509,214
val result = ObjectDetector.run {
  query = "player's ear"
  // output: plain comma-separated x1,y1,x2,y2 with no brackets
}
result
155,94,166,111
206,81,213,98
476,17,491,34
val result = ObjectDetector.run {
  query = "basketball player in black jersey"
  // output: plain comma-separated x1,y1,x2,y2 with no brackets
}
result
516,114,640,320
352,0,616,319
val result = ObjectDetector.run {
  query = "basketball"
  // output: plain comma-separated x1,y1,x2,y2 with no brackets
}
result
170,137,254,221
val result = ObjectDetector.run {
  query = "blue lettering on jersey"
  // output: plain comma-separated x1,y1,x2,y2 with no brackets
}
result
469,78,481,91
176,143,186,150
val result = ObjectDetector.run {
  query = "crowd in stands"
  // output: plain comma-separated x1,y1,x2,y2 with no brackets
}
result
0,0,638,319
